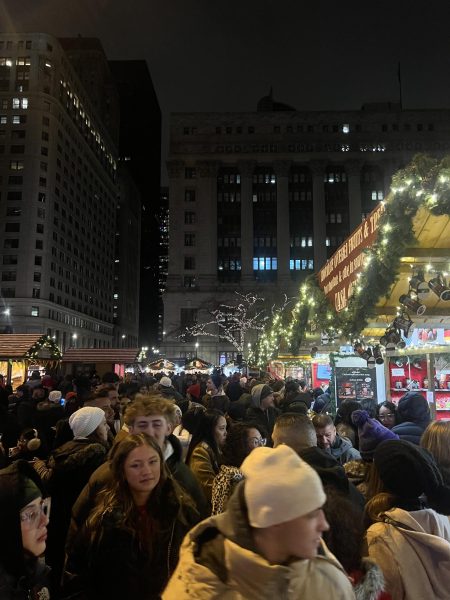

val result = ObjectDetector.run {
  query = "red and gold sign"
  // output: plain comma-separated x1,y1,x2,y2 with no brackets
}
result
318,202,385,311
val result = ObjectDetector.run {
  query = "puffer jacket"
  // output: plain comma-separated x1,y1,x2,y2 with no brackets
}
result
367,507,450,600
163,482,355,599
391,421,426,445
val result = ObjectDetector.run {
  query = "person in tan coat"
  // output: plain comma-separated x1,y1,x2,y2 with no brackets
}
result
163,445,355,599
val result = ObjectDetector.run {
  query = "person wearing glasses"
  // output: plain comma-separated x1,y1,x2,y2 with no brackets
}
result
211,421,266,515
376,401,398,430
0,460,51,599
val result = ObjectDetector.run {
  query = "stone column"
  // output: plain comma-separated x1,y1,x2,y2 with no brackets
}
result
275,160,291,286
238,160,255,287
346,159,363,231
310,160,327,270
196,160,219,288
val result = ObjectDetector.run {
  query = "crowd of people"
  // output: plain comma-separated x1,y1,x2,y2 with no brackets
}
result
0,368,450,599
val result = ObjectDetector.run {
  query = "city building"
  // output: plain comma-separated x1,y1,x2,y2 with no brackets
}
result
163,93,450,364
109,60,162,348
0,33,137,350
157,186,169,343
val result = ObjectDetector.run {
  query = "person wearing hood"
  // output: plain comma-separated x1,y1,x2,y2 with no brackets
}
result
391,392,430,444
312,413,361,465
33,406,108,592
366,439,450,599
163,445,355,599
203,373,231,414
0,460,51,599
245,384,280,444
421,420,450,486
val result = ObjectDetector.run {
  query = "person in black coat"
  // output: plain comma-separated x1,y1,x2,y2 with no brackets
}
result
245,384,280,444
33,406,108,592
391,392,431,445
67,434,199,599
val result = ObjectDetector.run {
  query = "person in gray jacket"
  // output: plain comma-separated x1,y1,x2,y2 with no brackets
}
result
312,413,361,465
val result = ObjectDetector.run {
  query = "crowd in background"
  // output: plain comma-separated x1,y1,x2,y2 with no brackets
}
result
0,367,450,599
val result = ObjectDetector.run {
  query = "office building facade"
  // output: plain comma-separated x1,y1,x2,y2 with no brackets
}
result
163,97,450,364
0,33,132,350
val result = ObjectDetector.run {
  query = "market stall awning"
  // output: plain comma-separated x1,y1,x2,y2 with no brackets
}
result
184,358,213,371
147,359,176,371
0,334,61,359
61,348,140,363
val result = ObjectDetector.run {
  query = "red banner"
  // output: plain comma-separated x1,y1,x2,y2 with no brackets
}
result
318,202,385,311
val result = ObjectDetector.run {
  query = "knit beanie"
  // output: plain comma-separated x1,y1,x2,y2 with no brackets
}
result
374,439,443,500
159,376,172,388
18,476,42,511
397,392,430,425
241,445,326,528
351,410,399,461
48,390,62,403
251,384,273,408
69,406,104,438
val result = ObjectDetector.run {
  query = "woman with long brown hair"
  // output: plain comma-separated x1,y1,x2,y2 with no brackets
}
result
68,433,198,599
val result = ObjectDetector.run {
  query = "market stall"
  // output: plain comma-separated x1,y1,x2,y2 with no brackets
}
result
0,334,62,388
184,358,213,373
146,358,177,374
258,156,450,418
61,347,140,379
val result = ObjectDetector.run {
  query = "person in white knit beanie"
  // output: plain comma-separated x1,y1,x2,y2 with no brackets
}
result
163,444,355,599
69,406,106,440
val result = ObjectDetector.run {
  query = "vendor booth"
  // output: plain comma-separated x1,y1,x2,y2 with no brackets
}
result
184,358,213,373
0,334,61,388
146,358,177,374
61,347,140,379
258,156,450,418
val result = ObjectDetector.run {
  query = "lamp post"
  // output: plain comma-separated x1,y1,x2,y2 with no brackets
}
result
195,341,199,359
72,333,77,348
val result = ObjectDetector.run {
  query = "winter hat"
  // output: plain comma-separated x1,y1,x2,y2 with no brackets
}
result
351,410,399,460
374,439,443,500
159,376,172,388
18,476,42,511
251,384,273,408
241,445,326,528
69,406,104,438
48,390,62,403
397,392,430,426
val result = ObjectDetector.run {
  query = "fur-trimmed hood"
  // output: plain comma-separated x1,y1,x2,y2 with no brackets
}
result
352,558,386,600
50,438,107,471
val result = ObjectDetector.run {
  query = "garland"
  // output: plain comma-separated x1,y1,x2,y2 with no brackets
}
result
255,154,450,365
24,335,62,361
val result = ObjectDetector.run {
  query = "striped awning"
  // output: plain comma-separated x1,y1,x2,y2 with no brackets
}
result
0,334,46,358
61,348,140,363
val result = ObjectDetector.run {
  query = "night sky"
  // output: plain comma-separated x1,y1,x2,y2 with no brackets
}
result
2,0,450,180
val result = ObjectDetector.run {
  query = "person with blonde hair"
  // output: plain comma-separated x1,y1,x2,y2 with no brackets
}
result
68,433,198,599
421,420,450,485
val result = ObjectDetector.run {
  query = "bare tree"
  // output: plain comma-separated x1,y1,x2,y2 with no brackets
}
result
181,292,269,353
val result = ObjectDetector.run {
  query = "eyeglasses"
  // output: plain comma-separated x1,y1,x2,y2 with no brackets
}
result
379,414,395,420
248,437,266,447
20,497,51,529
